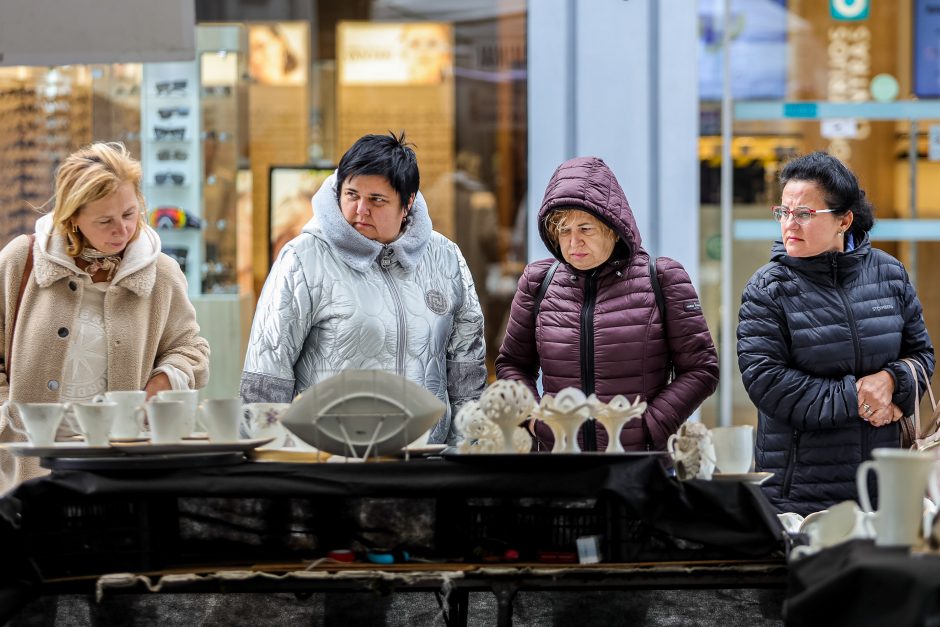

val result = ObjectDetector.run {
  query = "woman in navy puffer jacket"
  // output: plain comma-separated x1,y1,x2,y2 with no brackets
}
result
496,157,719,451
737,152,934,516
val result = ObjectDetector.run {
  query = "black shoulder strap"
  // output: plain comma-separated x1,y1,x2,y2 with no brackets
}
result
643,255,673,450
648,256,666,321
533,260,561,318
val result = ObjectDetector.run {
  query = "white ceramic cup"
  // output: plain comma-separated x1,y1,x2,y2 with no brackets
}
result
199,398,242,442
92,390,146,438
9,401,67,446
857,448,940,547
243,402,291,448
146,399,186,444
156,389,199,438
72,401,119,447
709,425,754,474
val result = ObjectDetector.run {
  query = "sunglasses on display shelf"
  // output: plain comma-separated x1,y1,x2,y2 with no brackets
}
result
157,149,188,161
157,106,190,119
201,130,231,142
155,80,187,96
149,206,203,230
154,126,185,140
0,87,32,98
201,85,232,97
113,84,141,97
154,172,185,186
2,103,40,115
771,206,837,226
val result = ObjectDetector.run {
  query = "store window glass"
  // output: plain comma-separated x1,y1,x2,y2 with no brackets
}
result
699,0,940,427
197,1,528,375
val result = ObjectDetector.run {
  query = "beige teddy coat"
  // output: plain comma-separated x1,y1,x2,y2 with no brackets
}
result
0,222,210,492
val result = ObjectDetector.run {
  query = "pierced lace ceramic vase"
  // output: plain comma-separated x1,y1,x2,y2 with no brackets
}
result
478,380,535,453
589,394,647,453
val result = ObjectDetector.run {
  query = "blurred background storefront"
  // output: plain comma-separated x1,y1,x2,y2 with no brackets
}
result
1,0,938,429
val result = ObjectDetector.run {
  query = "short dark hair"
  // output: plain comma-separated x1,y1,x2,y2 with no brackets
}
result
335,131,419,209
780,151,874,242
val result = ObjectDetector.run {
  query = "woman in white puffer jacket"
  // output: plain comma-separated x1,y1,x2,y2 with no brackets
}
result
240,132,487,444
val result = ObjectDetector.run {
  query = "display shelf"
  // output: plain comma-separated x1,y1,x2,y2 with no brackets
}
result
141,61,203,298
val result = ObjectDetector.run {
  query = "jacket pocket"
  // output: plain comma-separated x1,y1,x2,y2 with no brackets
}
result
782,429,801,498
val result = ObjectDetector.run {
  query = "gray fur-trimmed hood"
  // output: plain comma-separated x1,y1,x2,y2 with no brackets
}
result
304,172,432,274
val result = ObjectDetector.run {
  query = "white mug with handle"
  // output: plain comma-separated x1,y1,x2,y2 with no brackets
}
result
857,448,940,547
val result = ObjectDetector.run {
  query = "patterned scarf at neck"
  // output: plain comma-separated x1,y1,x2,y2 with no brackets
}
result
78,247,122,280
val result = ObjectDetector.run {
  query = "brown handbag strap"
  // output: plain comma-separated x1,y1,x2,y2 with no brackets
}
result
8,234,35,380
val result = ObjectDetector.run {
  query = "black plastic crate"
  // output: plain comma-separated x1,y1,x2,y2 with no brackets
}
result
436,496,738,564
436,497,611,562
23,497,156,578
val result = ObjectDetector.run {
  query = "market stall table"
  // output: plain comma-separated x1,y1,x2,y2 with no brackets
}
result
0,453,786,625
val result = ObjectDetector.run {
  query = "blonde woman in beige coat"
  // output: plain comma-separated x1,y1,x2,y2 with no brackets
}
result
0,142,210,492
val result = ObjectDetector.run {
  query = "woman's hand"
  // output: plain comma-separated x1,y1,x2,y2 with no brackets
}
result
867,402,903,427
144,373,172,399
856,370,896,423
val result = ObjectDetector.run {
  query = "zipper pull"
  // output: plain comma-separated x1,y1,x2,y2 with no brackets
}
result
381,246,393,269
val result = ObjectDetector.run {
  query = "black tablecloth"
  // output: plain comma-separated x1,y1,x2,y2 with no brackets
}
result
0,455,784,621
786,540,940,627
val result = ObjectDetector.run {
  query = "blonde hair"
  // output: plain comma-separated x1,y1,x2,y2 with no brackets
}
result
544,208,617,247
51,142,147,256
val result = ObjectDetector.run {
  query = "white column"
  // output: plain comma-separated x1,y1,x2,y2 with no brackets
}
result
528,0,700,285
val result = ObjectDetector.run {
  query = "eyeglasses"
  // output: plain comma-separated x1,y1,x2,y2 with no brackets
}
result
202,85,232,97
771,206,837,225
155,172,185,186
157,149,188,161
155,80,187,96
157,106,189,119
154,126,185,140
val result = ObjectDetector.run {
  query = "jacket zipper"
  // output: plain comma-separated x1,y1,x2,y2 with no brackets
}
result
379,246,406,376
782,429,800,497
580,270,598,451
832,256,870,456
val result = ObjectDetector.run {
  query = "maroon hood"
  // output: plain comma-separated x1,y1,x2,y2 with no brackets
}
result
537,156,641,262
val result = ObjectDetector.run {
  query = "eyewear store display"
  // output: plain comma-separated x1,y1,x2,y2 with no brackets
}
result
0,74,92,245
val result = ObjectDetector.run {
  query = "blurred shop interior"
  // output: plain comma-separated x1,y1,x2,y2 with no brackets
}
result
1,0,939,428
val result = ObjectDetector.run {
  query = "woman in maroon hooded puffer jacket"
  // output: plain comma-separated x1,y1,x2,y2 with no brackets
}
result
496,157,719,451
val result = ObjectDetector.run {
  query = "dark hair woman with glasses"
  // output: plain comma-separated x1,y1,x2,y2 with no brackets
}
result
737,151,934,516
